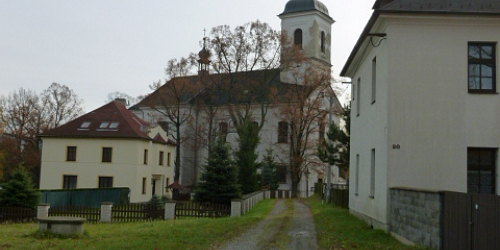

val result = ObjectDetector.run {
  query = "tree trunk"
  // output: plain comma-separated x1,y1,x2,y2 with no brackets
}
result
174,126,181,183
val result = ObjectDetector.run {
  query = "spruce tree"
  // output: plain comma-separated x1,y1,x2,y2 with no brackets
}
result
261,148,279,190
194,139,241,205
317,105,351,176
0,168,39,208
235,117,261,194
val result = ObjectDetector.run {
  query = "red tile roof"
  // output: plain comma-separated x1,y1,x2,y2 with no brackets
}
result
42,101,173,145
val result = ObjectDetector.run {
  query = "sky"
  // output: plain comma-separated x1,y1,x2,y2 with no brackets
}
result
0,0,375,112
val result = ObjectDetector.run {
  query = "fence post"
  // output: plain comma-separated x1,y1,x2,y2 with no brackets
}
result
100,202,113,222
165,201,176,220
231,199,242,217
37,204,50,218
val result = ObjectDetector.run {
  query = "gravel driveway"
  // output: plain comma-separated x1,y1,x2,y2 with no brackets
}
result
220,199,318,250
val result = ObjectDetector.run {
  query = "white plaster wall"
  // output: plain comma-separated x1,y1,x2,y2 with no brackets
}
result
385,15,500,194
348,22,390,230
40,138,175,203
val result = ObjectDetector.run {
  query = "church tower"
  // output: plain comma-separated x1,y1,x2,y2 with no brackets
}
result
279,0,334,83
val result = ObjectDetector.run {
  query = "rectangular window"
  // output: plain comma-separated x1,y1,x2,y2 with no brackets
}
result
63,175,77,189
98,176,113,188
142,178,147,194
372,57,376,104
277,165,287,183
355,154,359,195
370,149,375,198
66,146,77,161
278,121,288,143
468,43,496,93
356,78,361,116
467,148,496,194
167,152,171,166
159,151,164,166
102,147,112,163
143,149,148,165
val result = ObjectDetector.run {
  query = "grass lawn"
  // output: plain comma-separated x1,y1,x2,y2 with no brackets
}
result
0,199,275,250
304,195,428,250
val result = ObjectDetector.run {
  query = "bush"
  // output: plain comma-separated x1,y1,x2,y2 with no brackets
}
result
0,168,39,208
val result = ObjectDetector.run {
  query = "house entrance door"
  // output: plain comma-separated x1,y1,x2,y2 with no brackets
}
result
443,192,499,250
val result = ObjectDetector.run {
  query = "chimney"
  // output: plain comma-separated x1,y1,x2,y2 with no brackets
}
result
114,98,128,107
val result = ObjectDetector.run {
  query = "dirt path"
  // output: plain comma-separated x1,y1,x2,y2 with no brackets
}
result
220,199,318,250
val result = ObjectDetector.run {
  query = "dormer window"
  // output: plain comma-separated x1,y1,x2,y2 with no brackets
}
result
81,121,91,128
109,122,119,129
100,122,110,128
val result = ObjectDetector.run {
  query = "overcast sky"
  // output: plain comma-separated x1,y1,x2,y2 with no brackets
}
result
0,0,375,112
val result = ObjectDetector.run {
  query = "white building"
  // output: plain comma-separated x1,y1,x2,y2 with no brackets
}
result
342,0,500,231
131,0,344,197
40,100,176,203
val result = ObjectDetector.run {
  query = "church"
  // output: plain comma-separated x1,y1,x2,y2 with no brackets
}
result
130,0,344,197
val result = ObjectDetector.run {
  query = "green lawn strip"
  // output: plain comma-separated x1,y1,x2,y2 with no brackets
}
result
0,199,275,250
257,199,294,250
304,195,428,250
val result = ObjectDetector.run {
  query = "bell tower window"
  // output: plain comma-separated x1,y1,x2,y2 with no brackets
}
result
294,29,303,49
321,31,326,53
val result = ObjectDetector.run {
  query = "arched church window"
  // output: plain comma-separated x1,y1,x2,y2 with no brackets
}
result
294,29,302,50
321,31,326,53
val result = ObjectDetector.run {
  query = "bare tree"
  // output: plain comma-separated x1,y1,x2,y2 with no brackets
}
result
205,20,282,131
142,58,202,183
42,82,83,128
278,47,332,197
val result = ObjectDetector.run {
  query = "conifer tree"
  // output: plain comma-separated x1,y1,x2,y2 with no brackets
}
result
194,139,241,205
234,117,260,194
0,167,39,208
261,148,279,190
317,105,351,176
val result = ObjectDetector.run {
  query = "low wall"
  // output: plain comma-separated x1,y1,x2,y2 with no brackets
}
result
390,188,443,250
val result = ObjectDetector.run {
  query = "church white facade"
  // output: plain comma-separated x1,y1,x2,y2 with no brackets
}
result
131,0,344,197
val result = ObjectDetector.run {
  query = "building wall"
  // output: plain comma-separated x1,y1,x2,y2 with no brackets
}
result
385,15,500,194
349,14,500,233
349,19,390,230
135,101,341,197
40,137,175,203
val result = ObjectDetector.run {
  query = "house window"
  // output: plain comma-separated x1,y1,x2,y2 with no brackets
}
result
278,121,288,143
356,78,361,116
277,165,287,183
321,31,326,53
159,151,164,166
80,121,91,128
166,177,170,193
144,149,148,165
167,152,171,166
98,176,113,188
63,175,77,189
66,146,76,161
251,121,259,131
468,43,496,93
142,178,147,194
219,122,228,141
372,57,377,104
467,148,496,194
370,149,375,198
355,154,359,195
294,29,302,49
102,147,112,163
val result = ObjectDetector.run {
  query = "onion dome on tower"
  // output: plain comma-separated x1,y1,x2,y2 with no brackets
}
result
198,37,210,75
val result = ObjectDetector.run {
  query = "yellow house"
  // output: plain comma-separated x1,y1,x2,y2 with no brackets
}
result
39,100,175,203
